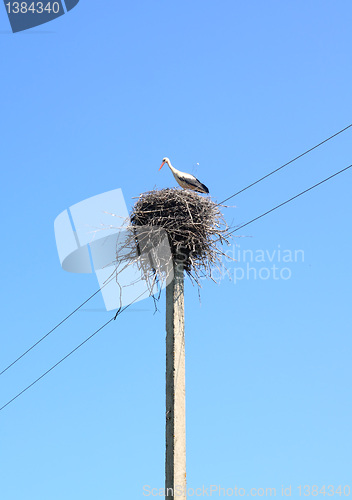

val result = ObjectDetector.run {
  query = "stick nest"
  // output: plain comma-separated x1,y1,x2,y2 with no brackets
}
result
123,188,230,286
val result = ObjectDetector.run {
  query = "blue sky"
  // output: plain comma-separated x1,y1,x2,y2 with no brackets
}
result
1,1,351,498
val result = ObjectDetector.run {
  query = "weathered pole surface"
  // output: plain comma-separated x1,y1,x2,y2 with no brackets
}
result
165,260,186,499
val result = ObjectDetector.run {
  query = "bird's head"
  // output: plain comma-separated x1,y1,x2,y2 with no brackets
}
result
159,157,170,171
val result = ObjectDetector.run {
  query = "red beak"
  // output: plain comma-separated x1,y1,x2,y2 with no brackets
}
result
159,161,165,171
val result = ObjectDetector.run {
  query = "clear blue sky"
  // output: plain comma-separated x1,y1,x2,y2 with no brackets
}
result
1,1,351,498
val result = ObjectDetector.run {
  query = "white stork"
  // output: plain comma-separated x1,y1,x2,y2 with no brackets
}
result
159,157,209,194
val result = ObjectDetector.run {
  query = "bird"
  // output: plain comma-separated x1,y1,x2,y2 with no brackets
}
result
159,157,209,194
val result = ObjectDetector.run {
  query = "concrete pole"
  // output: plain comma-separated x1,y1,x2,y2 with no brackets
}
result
165,260,186,499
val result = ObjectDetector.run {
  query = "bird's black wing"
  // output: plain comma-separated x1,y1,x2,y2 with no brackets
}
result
193,176,209,194
178,173,209,194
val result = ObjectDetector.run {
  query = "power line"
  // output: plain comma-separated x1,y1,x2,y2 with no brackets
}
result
4,124,350,378
0,317,114,413
227,163,352,236
0,289,149,413
0,284,107,377
2,161,351,411
219,123,352,205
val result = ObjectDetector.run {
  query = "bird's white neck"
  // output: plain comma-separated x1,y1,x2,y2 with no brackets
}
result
165,159,177,174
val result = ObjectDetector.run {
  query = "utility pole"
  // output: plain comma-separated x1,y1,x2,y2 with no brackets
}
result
128,187,227,498
165,260,186,499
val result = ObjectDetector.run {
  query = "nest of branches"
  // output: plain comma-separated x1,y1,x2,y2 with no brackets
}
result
117,188,230,287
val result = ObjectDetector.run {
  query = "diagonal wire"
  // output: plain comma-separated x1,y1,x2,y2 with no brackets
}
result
0,317,115,412
0,288,149,413
219,123,352,205
0,284,107,377
227,163,352,236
